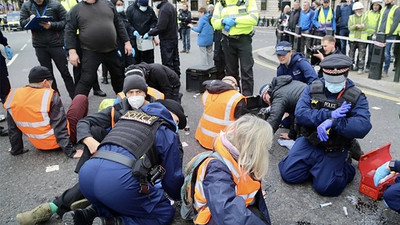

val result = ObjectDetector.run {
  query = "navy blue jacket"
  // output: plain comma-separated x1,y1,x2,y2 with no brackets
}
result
336,3,354,30
295,78,371,139
277,53,318,84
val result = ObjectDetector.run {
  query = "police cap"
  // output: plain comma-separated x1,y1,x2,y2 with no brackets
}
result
320,54,352,83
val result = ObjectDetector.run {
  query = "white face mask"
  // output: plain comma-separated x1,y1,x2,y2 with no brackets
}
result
139,6,147,11
128,95,145,109
116,6,124,13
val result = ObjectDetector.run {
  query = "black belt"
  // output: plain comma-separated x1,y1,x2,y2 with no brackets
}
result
93,150,135,168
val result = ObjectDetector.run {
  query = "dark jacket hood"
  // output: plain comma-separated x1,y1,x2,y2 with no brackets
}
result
31,0,48,6
270,75,293,97
141,102,176,128
203,80,235,94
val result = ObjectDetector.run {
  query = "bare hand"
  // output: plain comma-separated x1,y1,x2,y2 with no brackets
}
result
188,23,193,28
68,49,80,67
153,37,159,46
279,133,290,140
39,21,51,29
83,137,100,154
29,14,36,20
313,50,324,61
124,41,133,56
73,149,83,158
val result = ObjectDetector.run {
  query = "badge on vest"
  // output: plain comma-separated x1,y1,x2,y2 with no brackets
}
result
120,111,159,125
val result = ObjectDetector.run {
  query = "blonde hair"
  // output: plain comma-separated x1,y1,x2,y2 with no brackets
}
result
225,114,273,180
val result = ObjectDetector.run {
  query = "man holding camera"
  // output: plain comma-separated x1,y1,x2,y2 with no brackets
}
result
312,35,342,77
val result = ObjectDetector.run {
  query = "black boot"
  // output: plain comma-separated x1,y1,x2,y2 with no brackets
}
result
348,139,364,161
62,205,97,225
92,217,123,225
102,75,108,84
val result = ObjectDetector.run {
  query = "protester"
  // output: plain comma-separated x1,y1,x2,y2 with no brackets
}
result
193,114,273,224
260,75,306,139
279,54,372,196
374,160,400,213
376,0,400,77
188,7,213,66
4,66,86,158
126,0,158,64
275,41,318,84
124,62,181,102
195,76,247,150
211,0,259,96
0,29,12,136
62,100,186,225
148,0,181,76
365,0,383,72
65,0,132,96
178,3,192,53
20,0,76,99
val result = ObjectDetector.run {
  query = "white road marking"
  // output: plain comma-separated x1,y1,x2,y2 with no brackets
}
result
6,53,19,66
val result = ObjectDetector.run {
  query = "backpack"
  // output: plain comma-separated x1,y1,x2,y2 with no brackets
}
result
180,151,225,220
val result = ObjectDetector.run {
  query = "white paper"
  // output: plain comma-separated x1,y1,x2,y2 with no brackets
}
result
45,165,59,172
277,139,295,150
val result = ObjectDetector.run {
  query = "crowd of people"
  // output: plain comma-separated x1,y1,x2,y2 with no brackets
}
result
0,0,398,224
276,0,400,77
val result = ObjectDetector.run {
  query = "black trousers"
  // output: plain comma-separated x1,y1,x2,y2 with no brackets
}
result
0,55,10,103
72,43,101,92
75,49,123,96
160,39,181,77
221,34,254,96
53,126,108,217
213,30,226,79
132,41,155,64
35,47,75,99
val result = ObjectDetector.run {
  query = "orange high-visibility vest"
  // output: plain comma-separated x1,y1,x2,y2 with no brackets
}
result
4,87,60,150
195,90,244,149
148,87,165,100
193,136,261,224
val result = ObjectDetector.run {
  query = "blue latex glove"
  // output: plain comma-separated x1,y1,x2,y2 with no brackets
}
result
143,33,149,39
317,119,333,142
5,46,13,60
133,30,140,37
222,18,236,27
331,101,352,119
131,48,135,58
224,25,231,32
117,50,122,57
374,162,390,187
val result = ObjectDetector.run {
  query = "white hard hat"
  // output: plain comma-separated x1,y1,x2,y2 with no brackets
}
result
352,2,364,10
371,0,382,5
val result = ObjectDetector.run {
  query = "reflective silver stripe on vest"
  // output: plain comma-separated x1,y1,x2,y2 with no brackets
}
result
198,124,219,138
24,129,54,139
239,190,258,200
194,159,210,209
14,89,51,128
4,88,17,110
224,92,242,120
202,92,209,105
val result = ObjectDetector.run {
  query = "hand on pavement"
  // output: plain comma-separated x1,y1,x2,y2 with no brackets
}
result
374,161,390,187
73,149,83,158
317,119,333,142
331,101,352,119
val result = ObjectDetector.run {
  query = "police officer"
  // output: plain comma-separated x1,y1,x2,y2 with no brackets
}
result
211,0,259,96
278,54,372,197
374,160,400,213
275,41,318,84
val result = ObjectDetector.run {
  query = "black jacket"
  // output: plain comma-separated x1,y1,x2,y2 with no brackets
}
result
288,9,301,31
148,0,178,40
266,75,306,133
126,1,157,37
178,9,191,28
20,0,67,48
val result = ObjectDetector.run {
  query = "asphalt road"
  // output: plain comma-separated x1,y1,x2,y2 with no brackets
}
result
0,27,399,225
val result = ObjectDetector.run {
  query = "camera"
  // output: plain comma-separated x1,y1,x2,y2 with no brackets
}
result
149,165,166,185
309,45,323,54
257,106,271,120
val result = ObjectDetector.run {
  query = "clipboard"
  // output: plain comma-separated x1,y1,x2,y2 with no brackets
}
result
24,16,53,30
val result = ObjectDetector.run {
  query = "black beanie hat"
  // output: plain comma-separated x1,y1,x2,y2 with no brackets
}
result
157,99,187,129
29,66,53,83
123,75,148,94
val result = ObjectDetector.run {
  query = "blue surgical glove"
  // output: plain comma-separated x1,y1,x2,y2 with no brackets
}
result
143,33,149,39
224,24,231,32
317,119,333,142
331,101,352,119
133,30,140,37
131,48,135,58
117,50,122,57
222,18,236,27
374,161,390,187
5,46,13,60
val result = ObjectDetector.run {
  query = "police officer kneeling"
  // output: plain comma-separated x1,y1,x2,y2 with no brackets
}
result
278,54,372,196
65,99,186,224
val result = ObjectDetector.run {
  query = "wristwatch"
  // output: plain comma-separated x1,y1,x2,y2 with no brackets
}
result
388,160,396,172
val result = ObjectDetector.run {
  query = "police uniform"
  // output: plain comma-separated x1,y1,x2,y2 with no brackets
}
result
278,54,372,197
211,0,259,96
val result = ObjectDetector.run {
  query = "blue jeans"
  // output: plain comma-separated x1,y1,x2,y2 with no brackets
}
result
339,29,349,55
181,27,191,51
384,35,396,72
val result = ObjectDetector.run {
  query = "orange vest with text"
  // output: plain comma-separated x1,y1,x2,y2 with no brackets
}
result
4,87,60,150
195,90,244,149
193,136,261,224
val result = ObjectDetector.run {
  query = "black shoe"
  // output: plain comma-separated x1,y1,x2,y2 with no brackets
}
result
92,217,123,225
348,139,364,161
101,77,108,84
10,148,29,156
62,205,97,225
93,90,107,97
0,126,8,136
